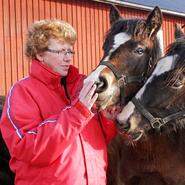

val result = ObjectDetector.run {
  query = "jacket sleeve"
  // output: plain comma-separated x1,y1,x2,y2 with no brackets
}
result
0,83,93,166
98,112,117,144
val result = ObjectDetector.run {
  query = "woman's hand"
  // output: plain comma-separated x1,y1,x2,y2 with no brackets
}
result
79,81,98,111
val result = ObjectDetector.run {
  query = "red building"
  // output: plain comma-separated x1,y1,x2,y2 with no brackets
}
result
0,0,185,96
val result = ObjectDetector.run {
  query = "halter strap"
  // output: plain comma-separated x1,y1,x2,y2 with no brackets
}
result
100,61,122,79
100,60,146,105
132,97,185,130
100,61,145,83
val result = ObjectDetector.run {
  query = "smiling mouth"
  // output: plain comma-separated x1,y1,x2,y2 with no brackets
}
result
62,66,69,70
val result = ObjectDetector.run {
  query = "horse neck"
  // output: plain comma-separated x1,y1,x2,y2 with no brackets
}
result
133,128,185,161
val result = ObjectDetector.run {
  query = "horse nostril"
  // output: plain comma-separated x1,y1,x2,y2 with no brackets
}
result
116,120,130,132
95,76,108,93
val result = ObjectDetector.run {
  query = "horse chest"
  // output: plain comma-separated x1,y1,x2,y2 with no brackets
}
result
119,138,185,185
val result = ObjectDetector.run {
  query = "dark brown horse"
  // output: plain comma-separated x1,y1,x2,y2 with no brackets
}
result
85,5,162,111
115,24,185,185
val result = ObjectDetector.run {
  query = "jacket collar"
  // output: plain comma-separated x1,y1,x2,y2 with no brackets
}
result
30,59,80,89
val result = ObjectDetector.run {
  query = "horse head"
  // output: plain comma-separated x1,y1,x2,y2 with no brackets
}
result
117,24,185,142
85,5,162,110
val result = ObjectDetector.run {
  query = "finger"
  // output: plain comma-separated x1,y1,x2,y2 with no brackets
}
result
88,93,98,110
79,81,94,99
86,84,97,100
81,81,94,95
79,84,96,105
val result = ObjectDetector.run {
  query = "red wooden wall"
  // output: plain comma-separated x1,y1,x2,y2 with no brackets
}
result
0,0,185,96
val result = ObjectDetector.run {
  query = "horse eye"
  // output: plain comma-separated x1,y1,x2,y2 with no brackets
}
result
171,80,183,89
134,47,144,55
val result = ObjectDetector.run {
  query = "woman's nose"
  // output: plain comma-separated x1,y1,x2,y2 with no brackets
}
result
63,56,72,62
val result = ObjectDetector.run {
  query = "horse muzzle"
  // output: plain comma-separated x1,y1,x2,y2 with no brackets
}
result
95,76,108,93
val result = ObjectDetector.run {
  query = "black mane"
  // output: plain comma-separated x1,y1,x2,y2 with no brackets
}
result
103,19,140,56
166,38,185,69
167,37,185,56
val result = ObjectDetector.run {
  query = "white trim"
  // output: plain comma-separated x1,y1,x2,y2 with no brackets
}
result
92,0,185,18
27,131,37,135
62,105,72,111
39,119,57,127
6,77,29,139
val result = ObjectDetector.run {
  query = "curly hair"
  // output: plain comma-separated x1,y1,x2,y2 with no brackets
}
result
25,20,77,59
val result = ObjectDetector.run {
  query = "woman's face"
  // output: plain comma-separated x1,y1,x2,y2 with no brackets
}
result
38,38,74,76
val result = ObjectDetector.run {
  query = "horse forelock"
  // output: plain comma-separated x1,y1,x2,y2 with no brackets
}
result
103,19,139,56
166,38,185,56
166,39,185,70
102,32,131,63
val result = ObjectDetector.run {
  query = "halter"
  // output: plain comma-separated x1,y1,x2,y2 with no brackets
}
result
100,60,147,105
132,97,185,130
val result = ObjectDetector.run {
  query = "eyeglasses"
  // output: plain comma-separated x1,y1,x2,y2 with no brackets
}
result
47,48,75,57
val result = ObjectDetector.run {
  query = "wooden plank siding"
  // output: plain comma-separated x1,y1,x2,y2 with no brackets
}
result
0,0,185,96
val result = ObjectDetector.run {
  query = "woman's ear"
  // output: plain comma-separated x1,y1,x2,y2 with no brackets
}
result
36,53,44,62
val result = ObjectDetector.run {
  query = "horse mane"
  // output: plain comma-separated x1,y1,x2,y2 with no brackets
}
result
166,38,185,69
103,19,140,55
166,38,185,56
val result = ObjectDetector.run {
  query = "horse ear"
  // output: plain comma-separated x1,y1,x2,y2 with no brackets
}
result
134,21,147,38
175,24,184,39
145,6,163,39
109,5,121,26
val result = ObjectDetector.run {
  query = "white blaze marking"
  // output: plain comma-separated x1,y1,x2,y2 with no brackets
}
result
117,101,135,123
136,55,175,99
112,32,131,52
152,55,175,77
102,32,131,62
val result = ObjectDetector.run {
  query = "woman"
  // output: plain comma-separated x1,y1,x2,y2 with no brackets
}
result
0,20,116,185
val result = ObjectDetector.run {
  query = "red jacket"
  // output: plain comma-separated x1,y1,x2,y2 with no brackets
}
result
0,60,116,185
